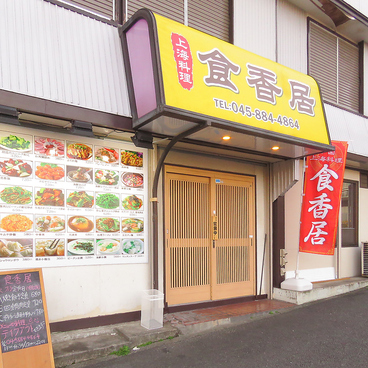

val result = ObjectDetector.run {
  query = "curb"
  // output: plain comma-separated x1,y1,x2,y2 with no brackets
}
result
52,321,179,367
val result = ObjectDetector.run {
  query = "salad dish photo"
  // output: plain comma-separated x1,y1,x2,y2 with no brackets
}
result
0,239,33,258
36,239,65,257
67,143,93,160
121,172,143,188
96,192,120,209
121,218,144,233
95,169,119,186
67,166,92,183
0,214,33,232
66,190,94,208
95,146,119,164
35,163,65,181
96,239,120,255
122,194,143,211
0,186,32,205
34,137,65,157
121,150,143,167
68,216,94,232
35,188,64,206
35,215,65,232
0,134,31,152
0,158,32,177
122,239,143,254
96,217,120,232
68,239,94,255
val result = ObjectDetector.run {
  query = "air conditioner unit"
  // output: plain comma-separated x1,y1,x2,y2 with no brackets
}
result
362,242,368,277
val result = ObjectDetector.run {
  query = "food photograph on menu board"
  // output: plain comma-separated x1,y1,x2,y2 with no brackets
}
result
122,194,143,211
0,213,33,232
68,215,94,232
95,169,119,186
66,190,94,208
36,239,65,257
96,217,120,233
0,185,33,205
121,218,144,233
66,165,93,183
0,158,32,177
0,134,32,152
35,162,65,181
0,239,33,257
121,172,143,188
94,146,119,164
35,188,64,206
122,238,144,255
68,239,95,256
66,142,93,161
35,136,65,157
35,215,65,232
121,150,143,167
96,192,120,210
96,239,121,255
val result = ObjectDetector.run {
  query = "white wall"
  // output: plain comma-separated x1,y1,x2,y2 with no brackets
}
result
277,0,307,73
233,0,307,72
0,123,152,323
233,0,276,61
44,264,150,322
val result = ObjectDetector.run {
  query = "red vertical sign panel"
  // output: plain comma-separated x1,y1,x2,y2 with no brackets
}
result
171,33,193,90
299,141,348,255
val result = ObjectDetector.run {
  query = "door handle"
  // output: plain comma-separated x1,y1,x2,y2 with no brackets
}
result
212,215,218,241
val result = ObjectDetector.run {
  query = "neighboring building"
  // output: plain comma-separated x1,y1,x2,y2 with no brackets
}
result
0,0,367,332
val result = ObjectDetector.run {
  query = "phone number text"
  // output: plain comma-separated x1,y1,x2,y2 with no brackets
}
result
213,98,300,130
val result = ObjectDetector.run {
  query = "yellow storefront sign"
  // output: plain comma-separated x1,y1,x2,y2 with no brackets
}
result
154,13,330,145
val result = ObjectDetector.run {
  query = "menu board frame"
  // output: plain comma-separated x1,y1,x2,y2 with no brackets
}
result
0,126,149,269
0,268,54,368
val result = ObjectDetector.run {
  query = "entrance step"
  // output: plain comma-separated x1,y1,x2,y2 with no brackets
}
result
273,276,368,305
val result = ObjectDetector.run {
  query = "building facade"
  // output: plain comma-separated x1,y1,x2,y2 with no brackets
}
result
0,0,367,331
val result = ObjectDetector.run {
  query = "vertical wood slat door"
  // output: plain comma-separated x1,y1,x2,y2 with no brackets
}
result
165,168,255,306
211,176,255,300
165,173,211,305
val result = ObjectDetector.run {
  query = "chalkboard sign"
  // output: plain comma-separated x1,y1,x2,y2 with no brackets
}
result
0,269,54,368
0,271,48,353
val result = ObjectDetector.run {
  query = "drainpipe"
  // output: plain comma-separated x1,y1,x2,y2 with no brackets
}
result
151,121,210,289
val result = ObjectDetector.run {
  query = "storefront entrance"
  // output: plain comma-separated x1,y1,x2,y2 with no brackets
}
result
164,166,255,306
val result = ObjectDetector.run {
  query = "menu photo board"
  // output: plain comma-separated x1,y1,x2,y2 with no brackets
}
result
0,269,54,368
0,127,149,269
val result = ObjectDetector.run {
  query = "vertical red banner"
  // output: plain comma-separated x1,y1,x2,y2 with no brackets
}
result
299,141,348,255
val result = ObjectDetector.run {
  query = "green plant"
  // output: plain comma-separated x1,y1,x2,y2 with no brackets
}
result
137,335,176,348
110,345,130,356
138,341,153,347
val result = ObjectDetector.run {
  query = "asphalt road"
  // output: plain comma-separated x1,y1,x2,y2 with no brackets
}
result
69,288,368,368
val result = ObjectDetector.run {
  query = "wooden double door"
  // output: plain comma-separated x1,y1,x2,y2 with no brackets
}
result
165,167,255,306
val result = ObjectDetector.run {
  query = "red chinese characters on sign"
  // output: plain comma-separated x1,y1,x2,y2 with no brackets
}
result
299,141,348,255
171,33,193,90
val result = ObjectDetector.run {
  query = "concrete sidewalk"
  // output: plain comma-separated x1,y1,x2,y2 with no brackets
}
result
52,299,294,367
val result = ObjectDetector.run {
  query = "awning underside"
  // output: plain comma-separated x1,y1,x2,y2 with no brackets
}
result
140,115,334,160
